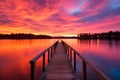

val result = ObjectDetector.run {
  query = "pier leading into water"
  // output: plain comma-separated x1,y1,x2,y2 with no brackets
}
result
40,42,78,80
30,40,111,80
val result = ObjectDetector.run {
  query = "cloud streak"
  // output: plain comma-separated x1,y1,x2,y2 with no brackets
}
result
0,0,120,36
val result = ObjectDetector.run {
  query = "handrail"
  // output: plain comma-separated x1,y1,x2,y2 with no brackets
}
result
62,40,111,80
29,41,58,80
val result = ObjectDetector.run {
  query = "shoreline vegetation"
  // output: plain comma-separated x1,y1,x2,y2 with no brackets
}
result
77,31,120,40
0,31,120,40
0,33,78,39
0,33,52,39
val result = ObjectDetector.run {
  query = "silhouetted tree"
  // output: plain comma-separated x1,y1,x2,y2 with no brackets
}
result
77,31,120,40
0,33,52,39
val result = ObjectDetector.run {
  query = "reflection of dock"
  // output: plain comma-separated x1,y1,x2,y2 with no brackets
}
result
30,41,111,80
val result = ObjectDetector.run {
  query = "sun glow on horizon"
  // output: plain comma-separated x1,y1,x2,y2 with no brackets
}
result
62,35,77,37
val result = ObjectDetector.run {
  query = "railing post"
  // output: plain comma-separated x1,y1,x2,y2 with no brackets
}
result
82,60,86,80
74,52,76,71
65,45,67,53
48,49,50,62
68,48,69,57
42,54,45,72
67,46,69,55
70,49,72,62
54,45,55,53
61,41,111,80
51,47,52,58
66,46,68,55
53,46,54,53
30,61,36,80
63,43,66,52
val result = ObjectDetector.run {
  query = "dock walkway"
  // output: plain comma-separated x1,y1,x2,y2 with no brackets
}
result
40,42,79,80
30,41,110,80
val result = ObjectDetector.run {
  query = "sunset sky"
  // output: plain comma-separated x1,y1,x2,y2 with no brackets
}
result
0,0,120,36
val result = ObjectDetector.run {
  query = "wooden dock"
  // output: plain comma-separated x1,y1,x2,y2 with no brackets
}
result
30,41,111,80
40,42,79,80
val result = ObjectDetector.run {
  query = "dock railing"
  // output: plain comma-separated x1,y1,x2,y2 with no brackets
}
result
62,40,111,80
30,41,58,80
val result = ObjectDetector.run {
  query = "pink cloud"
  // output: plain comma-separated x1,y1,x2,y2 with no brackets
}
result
0,0,120,36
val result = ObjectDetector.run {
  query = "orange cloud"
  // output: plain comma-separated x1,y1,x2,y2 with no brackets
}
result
0,0,120,36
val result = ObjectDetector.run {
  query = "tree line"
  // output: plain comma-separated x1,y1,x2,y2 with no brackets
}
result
0,33,52,39
77,31,120,40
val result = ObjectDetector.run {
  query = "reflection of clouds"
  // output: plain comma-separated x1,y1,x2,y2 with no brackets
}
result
0,0,120,35
0,39,56,80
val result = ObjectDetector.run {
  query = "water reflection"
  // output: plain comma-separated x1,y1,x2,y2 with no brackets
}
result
0,39,120,80
0,39,56,80
63,39,120,80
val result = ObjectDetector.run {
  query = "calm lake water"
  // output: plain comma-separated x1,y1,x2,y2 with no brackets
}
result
0,39,120,80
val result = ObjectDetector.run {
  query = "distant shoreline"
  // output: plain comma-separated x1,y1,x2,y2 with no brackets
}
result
0,33,78,39
0,31,120,40
77,31,120,40
0,33,52,39
0,37,78,39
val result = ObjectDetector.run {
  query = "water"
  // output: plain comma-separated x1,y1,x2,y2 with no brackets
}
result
0,39,57,80
63,39,120,80
0,39,120,80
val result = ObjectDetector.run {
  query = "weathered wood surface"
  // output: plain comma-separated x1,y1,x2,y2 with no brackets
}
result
40,42,80,80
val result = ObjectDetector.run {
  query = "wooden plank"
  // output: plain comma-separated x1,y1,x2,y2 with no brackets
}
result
40,42,80,80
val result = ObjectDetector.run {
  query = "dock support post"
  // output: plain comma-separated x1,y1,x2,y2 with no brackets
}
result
74,52,76,71
51,47,52,58
70,49,72,62
82,61,86,80
42,54,45,72
48,49,50,62
30,61,36,80
66,46,68,54
53,46,54,53
68,48,69,58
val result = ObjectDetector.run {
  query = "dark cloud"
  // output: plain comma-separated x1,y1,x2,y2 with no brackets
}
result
79,7,120,23
0,0,120,35
0,14,14,25
0,0,5,2
85,0,104,9
33,0,46,7
47,13,67,23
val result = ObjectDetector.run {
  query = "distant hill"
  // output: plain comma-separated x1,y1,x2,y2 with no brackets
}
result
0,33,52,39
